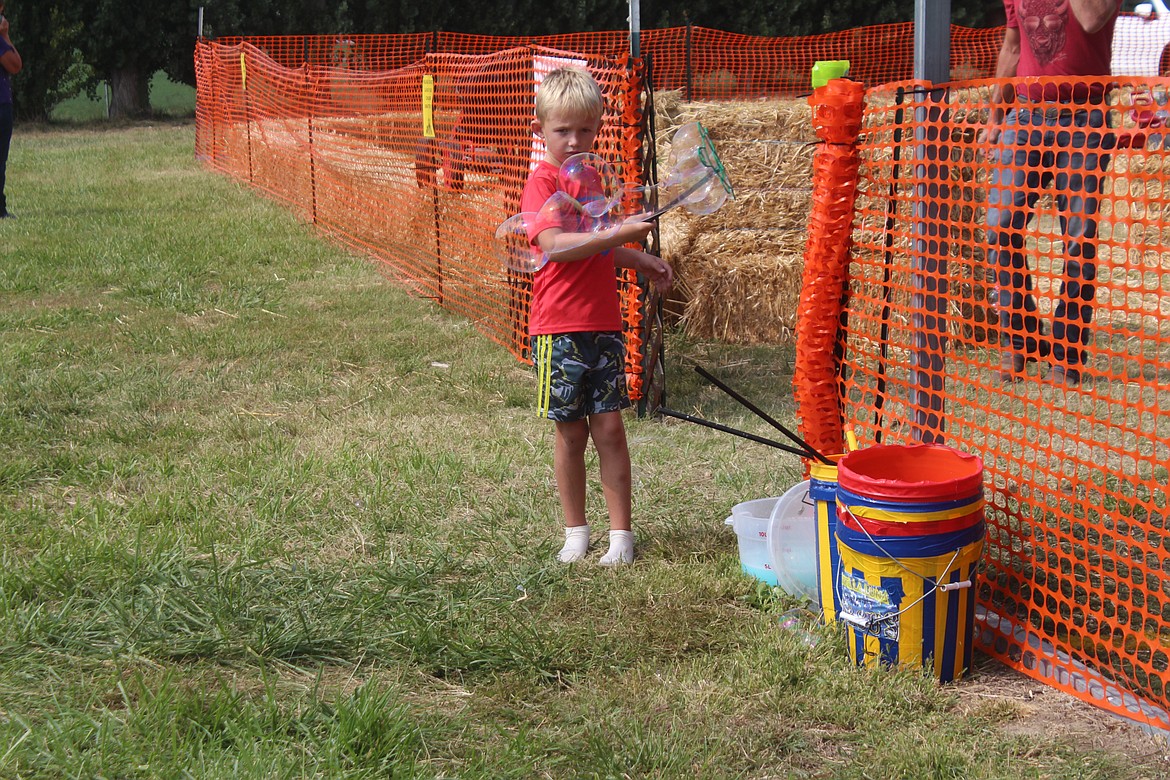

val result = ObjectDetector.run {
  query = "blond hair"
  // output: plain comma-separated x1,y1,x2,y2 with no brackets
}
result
534,68,604,123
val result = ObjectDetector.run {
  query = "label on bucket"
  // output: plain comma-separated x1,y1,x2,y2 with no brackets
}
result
839,572,901,641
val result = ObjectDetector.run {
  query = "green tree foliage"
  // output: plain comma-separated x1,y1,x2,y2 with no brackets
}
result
336,0,629,36
13,0,1010,121
207,0,348,37
252,0,1005,39
7,2,87,121
647,0,1002,37
76,0,208,118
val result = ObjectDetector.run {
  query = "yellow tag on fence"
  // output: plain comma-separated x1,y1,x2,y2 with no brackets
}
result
422,75,435,138
240,53,247,91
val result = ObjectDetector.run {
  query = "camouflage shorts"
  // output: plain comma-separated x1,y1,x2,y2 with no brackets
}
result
531,332,630,421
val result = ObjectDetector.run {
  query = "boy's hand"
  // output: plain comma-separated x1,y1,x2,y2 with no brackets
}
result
637,254,673,295
618,220,653,244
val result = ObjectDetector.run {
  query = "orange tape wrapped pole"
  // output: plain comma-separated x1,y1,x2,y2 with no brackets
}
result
794,78,865,458
617,52,650,404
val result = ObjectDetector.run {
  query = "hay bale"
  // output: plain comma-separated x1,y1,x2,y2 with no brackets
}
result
676,249,806,344
655,97,815,344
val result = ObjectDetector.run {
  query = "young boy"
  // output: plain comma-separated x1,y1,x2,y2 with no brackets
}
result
521,67,673,565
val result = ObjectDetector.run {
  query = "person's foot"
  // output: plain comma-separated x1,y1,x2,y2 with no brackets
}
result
599,530,634,566
0,211,14,219
557,524,591,563
997,352,1025,382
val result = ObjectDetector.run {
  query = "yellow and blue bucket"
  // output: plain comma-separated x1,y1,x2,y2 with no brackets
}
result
834,444,985,683
810,455,843,625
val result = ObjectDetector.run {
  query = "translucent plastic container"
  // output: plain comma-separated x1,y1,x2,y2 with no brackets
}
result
725,497,780,586
768,480,820,603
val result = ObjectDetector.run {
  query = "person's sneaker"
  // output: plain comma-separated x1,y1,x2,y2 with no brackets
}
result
997,352,1025,382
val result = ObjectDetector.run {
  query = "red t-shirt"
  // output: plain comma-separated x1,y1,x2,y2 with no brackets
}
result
1004,0,1119,100
521,160,623,336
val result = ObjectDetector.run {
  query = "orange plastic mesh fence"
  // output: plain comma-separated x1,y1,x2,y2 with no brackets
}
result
194,41,656,392
197,24,1170,725
212,33,433,70
797,75,1170,728
213,18,1170,99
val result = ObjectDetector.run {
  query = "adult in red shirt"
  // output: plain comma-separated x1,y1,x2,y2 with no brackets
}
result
985,0,1122,386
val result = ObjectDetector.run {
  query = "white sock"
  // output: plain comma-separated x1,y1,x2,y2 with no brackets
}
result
599,530,634,566
557,525,591,563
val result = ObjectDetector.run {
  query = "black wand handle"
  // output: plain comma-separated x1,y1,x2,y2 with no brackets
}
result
656,407,813,459
693,364,834,465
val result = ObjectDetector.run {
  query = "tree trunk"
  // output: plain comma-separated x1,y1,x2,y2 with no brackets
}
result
108,66,149,118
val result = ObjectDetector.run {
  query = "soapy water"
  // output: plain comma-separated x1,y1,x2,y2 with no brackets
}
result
495,121,734,273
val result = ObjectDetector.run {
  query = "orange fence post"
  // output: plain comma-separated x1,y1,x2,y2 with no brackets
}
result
616,52,656,408
794,78,865,458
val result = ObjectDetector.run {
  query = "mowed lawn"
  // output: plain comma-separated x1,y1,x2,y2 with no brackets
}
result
0,122,1166,778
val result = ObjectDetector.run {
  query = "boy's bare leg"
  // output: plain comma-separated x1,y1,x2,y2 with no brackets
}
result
554,419,591,561
589,411,634,564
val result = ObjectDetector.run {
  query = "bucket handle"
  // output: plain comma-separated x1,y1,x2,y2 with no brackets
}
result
834,505,978,631
838,610,890,632
838,505,972,584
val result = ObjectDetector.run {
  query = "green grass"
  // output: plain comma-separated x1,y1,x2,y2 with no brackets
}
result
48,71,196,123
0,123,1163,778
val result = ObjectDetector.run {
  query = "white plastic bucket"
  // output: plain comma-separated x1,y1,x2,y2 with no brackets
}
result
769,480,819,603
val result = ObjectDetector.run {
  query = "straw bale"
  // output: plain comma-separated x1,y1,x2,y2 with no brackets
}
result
652,90,685,127
654,96,815,344
659,212,697,263
676,250,807,344
656,95,815,146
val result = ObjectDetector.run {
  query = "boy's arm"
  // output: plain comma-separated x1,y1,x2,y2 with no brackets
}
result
534,219,653,264
613,246,673,294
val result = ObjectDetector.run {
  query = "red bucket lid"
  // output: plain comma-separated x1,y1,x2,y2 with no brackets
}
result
837,444,983,503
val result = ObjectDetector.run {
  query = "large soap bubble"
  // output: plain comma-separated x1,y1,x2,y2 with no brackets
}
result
494,212,551,274
493,185,623,274
494,157,625,274
496,121,733,273
649,121,734,217
557,153,623,218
